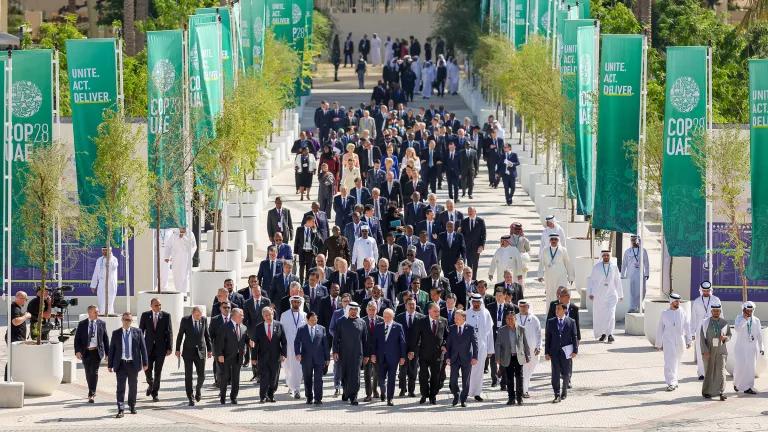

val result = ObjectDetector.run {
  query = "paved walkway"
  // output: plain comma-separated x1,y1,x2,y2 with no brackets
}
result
1,65,767,431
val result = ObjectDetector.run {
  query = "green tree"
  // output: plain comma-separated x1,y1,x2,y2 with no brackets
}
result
433,0,482,54
38,14,85,116
591,0,643,34
123,48,148,117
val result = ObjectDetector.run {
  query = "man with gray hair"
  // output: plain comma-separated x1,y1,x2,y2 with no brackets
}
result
108,312,148,418
216,308,249,404
175,306,211,406
371,308,406,405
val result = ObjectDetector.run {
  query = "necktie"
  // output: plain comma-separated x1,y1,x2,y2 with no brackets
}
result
224,316,229,325
558,319,564,332
310,327,315,342
194,320,199,333
122,330,129,359
448,233,453,247
408,314,412,328
470,219,474,231
271,261,275,275
498,308,503,323
388,245,393,258
432,320,437,336
153,313,158,330
89,321,95,340
385,325,390,339
235,325,240,340
458,326,462,336
428,222,432,238
370,319,374,332
311,287,315,301
341,274,345,287
267,324,272,341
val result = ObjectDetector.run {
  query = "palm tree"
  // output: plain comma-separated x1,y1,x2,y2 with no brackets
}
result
123,0,136,55
135,0,148,51
741,0,768,28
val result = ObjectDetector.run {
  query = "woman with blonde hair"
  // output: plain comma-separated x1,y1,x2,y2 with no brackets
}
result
340,157,361,192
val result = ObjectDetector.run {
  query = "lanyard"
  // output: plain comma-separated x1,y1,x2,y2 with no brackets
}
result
632,247,639,262
520,314,529,327
702,296,711,311
512,235,520,249
292,311,301,329
747,318,753,336
549,246,558,261
602,262,610,279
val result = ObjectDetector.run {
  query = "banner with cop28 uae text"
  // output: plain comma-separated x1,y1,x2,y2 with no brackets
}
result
746,59,768,280
661,46,707,257
592,35,643,234
574,24,596,215
196,7,235,95
188,13,218,146
66,38,119,210
147,30,185,228
512,0,528,48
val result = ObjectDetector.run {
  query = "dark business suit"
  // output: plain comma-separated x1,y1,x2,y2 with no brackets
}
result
294,324,330,402
303,284,328,313
108,327,149,411
303,210,330,241
409,316,448,399
443,149,462,200
437,210,464,230
446,324,478,403
496,151,520,205
460,217,486,276
451,278,476,309
495,281,525,305
440,307,458,326
74,318,109,398
267,207,293,242
270,273,299,305
208,314,229,383
294,226,324,283
256,260,281,298
215,321,249,402
371,270,398,305
436,231,466,276
545,316,579,397
405,201,426,227
175,315,211,400
363,315,384,397
415,242,438,271
459,146,479,196
415,219,443,244
328,270,359,297
251,320,287,400
483,136,503,186
378,243,405,273
420,148,443,193
138,310,172,398
243,296,271,377
380,180,402,208
395,312,423,395
333,194,356,228
546,301,581,341
373,321,407,401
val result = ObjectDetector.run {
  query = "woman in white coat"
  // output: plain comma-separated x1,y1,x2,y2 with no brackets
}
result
370,34,382,66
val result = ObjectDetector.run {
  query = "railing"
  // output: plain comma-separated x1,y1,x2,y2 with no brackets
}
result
314,0,443,14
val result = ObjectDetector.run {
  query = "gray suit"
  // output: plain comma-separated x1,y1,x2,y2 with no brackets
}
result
495,325,530,401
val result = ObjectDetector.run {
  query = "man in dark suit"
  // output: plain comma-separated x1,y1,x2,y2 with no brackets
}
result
487,288,517,390
328,259,359,297
315,101,331,141
266,196,294,242
257,247,282,300
368,188,389,220
138,298,173,401
415,232,439,272
362,302,384,401
545,303,579,402
404,193,426,227
294,312,330,404
458,138,479,198
175,307,212,406
437,201,464,229
333,187,356,228
395,299,424,397
494,270,525,306
243,284,271,380
421,264,450,296
452,267,477,309
251,307,287,402
409,303,448,404
371,257,398,305
415,208,443,244
482,129,502,187
446,310,478,407
496,143,520,205
294,215,324,283
74,305,109,403
357,139,382,175
366,161,387,191
421,140,443,193
303,270,328,313
108,312,149,418
303,202,330,241
319,283,341,330
460,207,486,276
436,221,465,276
380,171,402,208
372,309,407,405
215,308,249,404
379,233,405,273
364,285,394,315
546,287,581,341
440,293,459,325
350,177,372,211
209,300,230,386
443,141,462,201
271,261,299,304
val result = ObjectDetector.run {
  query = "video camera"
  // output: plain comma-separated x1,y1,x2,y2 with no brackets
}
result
50,285,77,309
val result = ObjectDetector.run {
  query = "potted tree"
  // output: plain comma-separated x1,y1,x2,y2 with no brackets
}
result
11,143,77,395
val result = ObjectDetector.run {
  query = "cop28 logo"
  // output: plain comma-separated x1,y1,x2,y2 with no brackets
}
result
152,59,176,93
579,54,592,86
669,76,700,113
254,17,264,38
540,11,550,33
12,81,43,118
292,3,302,25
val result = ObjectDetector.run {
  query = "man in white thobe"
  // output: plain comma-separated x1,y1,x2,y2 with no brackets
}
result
690,281,723,380
370,34,382,66
90,247,119,315
384,36,393,64
280,295,307,399
157,229,173,291
351,225,379,270
466,294,494,400
447,59,460,94
164,227,198,294
621,235,649,313
655,293,691,391
541,215,566,247
421,61,435,99
537,234,575,304
587,251,623,343
516,300,541,398
488,235,524,284
733,301,765,394
411,56,422,94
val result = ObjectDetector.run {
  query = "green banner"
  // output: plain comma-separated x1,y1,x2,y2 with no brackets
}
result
592,35,643,234
746,59,768,279
499,0,510,36
535,0,551,36
579,0,591,18
252,0,267,67
196,7,235,94
574,25,596,215
0,57,9,277
232,1,245,73
66,39,119,210
661,46,707,257
268,0,293,42
560,19,592,202
513,0,528,48
147,30,185,228
239,0,253,69
188,14,217,146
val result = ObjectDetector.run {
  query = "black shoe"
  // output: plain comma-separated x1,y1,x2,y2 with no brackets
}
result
387,400,394,406
719,394,727,401
115,411,124,418
88,397,94,404
703,394,712,399
399,389,406,397
129,407,137,414
506,399,514,405
334,388,340,397
373,391,380,398
452,394,459,406
567,383,572,389
484,368,489,374
306,399,313,404
294,391,301,399
419,396,427,404
408,392,416,398
699,375,705,381
314,400,323,405
380,394,385,402
745,388,757,394
734,386,739,392
474,395,484,402
152,396,159,402
607,335,615,343
146,387,152,396
351,400,359,406
561,392,567,400
469,195,473,199
430,397,436,405
363,396,372,402
517,399,523,405
188,399,195,406
598,334,606,342
552,396,561,403
522,392,530,398
231,399,238,405
195,392,201,402
491,380,498,387
460,402,466,407
500,385,507,391
342,395,349,402
268,397,276,403
220,398,226,404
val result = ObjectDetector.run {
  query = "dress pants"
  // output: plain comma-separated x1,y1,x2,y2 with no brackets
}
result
449,361,472,402
219,356,242,401
461,176,474,197
550,351,572,397
363,360,379,397
83,349,101,397
299,251,315,283
418,357,441,398
115,361,139,411
486,157,499,186
259,359,281,400
144,350,166,397
465,246,480,277
447,174,459,200
344,52,352,66
398,356,418,394
302,362,325,401
378,358,399,401
183,356,206,399
489,353,506,387
501,175,516,204
341,357,363,401
505,356,524,401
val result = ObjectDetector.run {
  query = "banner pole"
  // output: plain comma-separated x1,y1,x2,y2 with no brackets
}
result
706,44,713,283
5,53,13,381
639,34,648,313
53,50,62,289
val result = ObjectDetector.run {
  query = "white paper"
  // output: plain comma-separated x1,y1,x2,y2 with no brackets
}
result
504,159,515,167
562,344,574,358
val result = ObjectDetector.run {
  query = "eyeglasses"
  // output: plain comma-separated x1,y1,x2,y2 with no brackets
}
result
122,318,132,322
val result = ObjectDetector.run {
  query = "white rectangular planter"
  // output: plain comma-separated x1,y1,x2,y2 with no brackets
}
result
528,173,547,197
206,229,248,257
228,215,260,244
190,269,236,310
197,248,243,283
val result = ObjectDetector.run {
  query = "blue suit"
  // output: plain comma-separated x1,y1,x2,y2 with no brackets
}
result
496,151,520,205
257,259,283,299
274,243,293,261
544,316,579,397
108,327,149,411
415,241,438,271
294,324,330,402
372,321,407,401
333,195,356,228
350,187,371,209
74,318,109,397
446,324,478,403
303,284,328,313
443,150,462,200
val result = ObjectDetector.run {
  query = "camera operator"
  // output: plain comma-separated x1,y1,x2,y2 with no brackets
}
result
27,288,52,341
5,291,30,380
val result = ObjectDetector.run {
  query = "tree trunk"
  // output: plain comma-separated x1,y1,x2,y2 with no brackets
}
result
105,223,112,315
156,205,162,293
123,0,136,56
67,0,77,13
87,0,98,37
36,220,49,345
135,0,149,52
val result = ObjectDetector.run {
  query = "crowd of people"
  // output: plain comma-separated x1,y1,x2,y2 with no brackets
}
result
4,91,765,418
